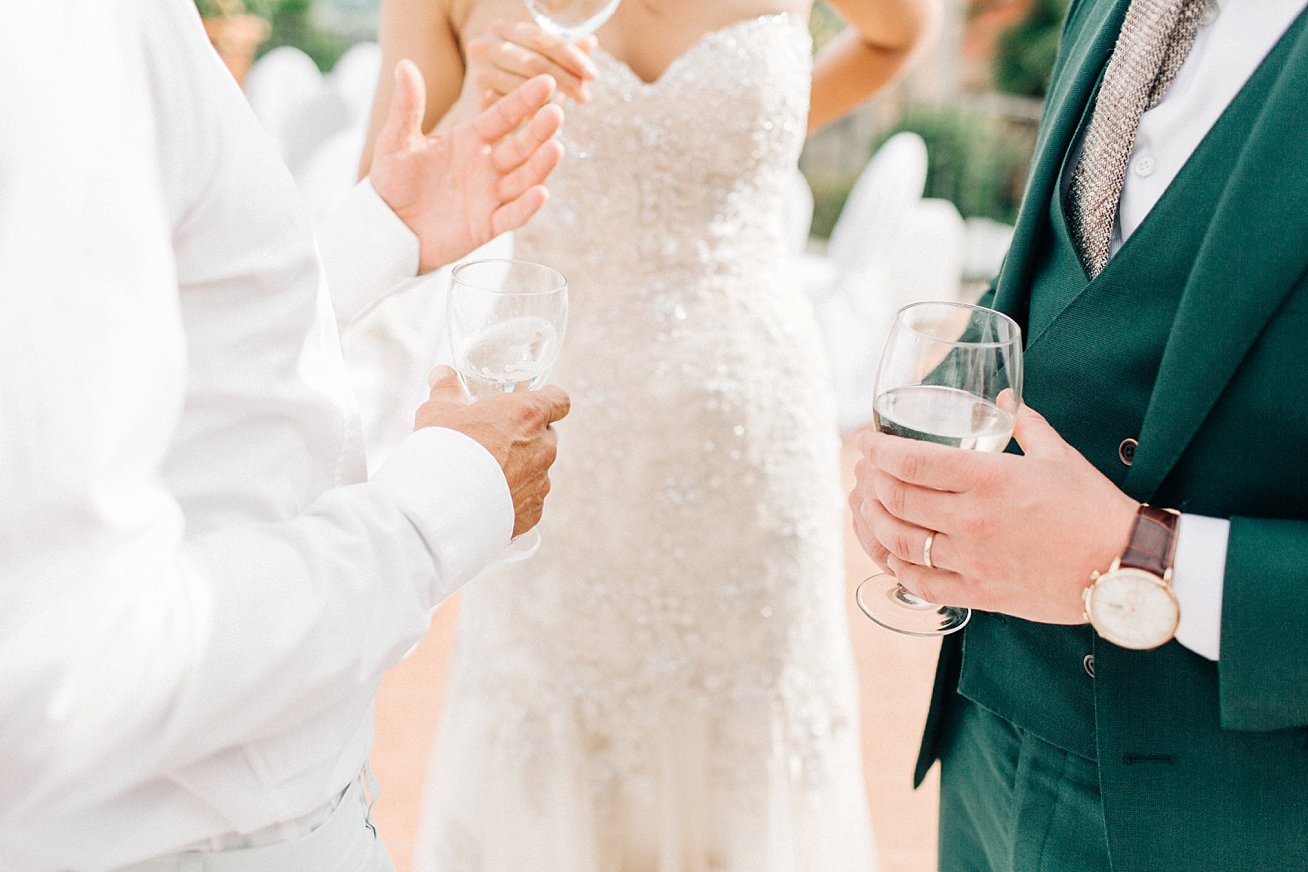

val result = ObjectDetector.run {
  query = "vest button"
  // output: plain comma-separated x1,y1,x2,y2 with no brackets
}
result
1118,438,1138,466
1084,654,1096,678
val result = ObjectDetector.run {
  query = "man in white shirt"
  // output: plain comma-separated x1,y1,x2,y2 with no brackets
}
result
851,0,1308,869
0,2,571,870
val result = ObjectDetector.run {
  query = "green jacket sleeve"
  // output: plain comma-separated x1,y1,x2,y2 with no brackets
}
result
1219,516,1308,731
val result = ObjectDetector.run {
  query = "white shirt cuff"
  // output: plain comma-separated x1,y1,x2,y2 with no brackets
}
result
317,178,421,325
371,427,513,603
1172,513,1229,661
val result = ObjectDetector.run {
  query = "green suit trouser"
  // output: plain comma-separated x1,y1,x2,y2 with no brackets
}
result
938,695,1113,872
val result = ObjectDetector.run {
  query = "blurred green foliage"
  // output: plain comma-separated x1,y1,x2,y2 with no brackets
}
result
993,0,1071,97
883,105,1031,223
195,0,280,18
260,0,353,71
195,0,353,72
810,106,1033,238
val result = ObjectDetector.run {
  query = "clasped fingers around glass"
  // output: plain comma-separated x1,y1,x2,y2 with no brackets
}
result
448,258,568,563
856,301,1023,636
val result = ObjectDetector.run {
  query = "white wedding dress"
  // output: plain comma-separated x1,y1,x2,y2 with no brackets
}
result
416,14,876,872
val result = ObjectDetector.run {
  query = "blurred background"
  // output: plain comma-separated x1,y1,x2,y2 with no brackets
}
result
195,2,1066,870
197,0,1065,261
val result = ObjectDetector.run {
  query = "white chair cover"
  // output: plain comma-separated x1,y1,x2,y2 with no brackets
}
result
803,132,932,432
331,42,383,129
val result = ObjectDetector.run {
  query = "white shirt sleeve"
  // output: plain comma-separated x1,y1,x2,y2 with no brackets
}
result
1171,514,1230,661
0,2,511,826
316,178,422,325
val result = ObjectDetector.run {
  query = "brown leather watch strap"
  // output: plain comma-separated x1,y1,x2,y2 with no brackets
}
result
1119,505,1180,578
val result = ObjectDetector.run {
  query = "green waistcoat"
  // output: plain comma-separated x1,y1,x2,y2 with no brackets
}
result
915,2,1308,869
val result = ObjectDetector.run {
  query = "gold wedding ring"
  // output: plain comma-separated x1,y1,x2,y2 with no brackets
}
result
923,530,937,570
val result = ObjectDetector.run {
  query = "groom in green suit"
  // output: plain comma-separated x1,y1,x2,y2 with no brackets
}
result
851,0,1308,869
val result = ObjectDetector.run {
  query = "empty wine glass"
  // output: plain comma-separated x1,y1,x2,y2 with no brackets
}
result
448,258,568,563
855,301,1023,637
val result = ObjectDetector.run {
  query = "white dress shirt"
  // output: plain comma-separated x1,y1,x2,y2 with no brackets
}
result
1102,0,1308,660
0,2,511,870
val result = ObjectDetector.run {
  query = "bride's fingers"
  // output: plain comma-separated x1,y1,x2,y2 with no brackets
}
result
496,136,564,202
498,21,598,80
494,42,591,102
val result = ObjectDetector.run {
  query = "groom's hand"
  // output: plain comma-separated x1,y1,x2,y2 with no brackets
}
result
849,404,1138,625
369,60,565,274
416,367,571,537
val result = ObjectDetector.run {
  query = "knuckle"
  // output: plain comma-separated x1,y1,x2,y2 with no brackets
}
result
973,462,1000,492
891,530,917,563
958,512,990,540
898,450,922,482
875,472,906,518
517,401,546,428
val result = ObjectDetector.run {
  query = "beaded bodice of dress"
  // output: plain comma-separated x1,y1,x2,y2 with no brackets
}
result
514,13,812,298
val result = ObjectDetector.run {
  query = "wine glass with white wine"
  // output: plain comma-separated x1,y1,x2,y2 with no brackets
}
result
855,301,1023,637
525,0,622,40
448,259,568,563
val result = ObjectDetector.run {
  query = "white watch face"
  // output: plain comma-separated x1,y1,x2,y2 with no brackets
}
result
1087,568,1180,650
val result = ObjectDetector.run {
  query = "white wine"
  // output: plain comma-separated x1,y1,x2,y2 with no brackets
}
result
526,0,622,39
874,385,1015,453
455,316,560,400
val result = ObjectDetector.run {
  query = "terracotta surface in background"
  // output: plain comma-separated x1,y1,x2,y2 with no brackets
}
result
371,439,941,872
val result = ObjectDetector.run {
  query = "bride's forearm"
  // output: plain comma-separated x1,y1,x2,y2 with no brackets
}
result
808,0,941,133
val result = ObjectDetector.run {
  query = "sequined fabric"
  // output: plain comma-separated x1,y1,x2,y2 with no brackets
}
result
417,15,875,871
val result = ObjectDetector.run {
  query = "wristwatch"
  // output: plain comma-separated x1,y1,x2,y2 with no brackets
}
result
1083,505,1182,650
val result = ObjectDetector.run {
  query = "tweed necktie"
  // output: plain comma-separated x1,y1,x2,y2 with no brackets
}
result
1069,0,1208,277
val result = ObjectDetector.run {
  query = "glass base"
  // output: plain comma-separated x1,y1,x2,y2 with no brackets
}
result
494,529,542,564
855,573,971,637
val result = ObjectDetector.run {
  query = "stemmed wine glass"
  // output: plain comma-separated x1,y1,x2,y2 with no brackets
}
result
525,0,622,39
448,259,568,563
855,301,1023,637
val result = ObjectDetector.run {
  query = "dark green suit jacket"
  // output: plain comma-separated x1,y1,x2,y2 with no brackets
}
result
917,2,1308,869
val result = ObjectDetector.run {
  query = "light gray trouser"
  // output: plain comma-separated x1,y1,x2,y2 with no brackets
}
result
116,772,395,872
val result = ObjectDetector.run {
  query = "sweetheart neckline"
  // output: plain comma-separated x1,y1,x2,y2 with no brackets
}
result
595,12,806,89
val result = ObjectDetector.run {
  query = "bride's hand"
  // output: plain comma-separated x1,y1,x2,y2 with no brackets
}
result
463,21,599,111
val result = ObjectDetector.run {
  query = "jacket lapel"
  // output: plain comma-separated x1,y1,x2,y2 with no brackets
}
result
994,0,1131,325
1125,20,1308,499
